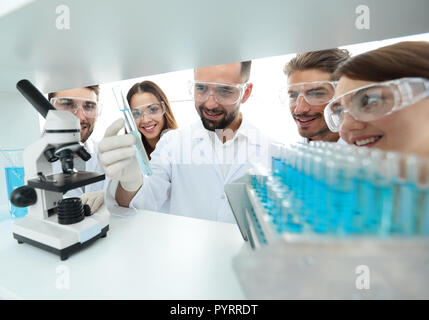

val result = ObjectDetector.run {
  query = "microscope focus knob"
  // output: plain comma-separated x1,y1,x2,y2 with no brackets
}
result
83,204,92,216
10,186,37,207
76,147,91,161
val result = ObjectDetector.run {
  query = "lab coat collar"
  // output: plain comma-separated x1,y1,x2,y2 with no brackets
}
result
192,115,264,146
189,116,269,184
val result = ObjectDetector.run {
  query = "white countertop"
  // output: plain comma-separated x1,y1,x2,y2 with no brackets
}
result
0,207,247,299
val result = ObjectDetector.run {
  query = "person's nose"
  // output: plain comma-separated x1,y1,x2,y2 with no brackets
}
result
340,112,366,136
74,105,87,121
293,94,311,115
205,92,219,109
140,113,152,124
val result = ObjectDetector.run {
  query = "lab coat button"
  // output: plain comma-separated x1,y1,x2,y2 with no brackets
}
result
221,194,226,199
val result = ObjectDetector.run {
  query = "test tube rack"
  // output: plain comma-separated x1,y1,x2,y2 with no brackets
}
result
224,142,429,299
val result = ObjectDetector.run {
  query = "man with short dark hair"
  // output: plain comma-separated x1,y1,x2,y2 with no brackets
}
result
49,85,105,213
283,49,350,142
99,61,271,223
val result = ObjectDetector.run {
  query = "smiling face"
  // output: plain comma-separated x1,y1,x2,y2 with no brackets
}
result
338,76,429,156
52,87,98,143
194,62,252,133
130,92,166,145
288,69,339,142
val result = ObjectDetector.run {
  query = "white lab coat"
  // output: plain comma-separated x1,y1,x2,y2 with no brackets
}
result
52,137,106,198
105,118,272,223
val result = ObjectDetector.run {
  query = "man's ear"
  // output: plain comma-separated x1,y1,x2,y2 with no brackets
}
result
240,83,253,104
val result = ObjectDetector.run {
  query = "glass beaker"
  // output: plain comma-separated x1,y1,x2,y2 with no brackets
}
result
0,149,28,219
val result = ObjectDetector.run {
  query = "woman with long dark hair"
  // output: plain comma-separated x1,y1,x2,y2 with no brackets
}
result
127,80,179,159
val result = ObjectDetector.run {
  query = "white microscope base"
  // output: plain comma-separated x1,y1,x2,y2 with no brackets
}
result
12,212,109,260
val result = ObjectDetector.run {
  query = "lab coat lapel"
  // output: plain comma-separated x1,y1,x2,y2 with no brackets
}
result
223,141,262,184
192,126,224,183
224,163,244,184
224,119,267,183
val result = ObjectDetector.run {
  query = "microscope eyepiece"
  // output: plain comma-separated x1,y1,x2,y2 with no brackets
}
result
16,79,56,119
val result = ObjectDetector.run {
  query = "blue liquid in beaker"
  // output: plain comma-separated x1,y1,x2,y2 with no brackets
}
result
5,167,28,218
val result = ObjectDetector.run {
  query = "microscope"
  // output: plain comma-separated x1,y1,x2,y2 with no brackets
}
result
10,80,109,261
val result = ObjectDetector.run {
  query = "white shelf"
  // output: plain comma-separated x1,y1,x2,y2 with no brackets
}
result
1,0,428,93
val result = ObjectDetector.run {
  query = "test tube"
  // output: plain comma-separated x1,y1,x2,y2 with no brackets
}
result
377,152,400,236
417,160,429,235
394,154,419,235
270,143,283,177
112,86,152,176
363,150,385,232
312,153,327,233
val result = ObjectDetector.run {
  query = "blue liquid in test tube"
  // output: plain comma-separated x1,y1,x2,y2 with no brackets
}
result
375,152,400,236
312,155,328,233
325,159,342,233
340,156,359,234
393,155,420,235
395,182,417,235
418,187,429,235
112,86,152,176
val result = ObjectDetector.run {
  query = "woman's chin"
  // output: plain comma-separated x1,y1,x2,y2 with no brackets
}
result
141,129,161,141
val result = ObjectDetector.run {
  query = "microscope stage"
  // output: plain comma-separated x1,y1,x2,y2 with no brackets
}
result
27,171,105,193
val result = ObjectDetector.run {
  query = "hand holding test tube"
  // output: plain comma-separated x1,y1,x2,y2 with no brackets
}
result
112,86,152,176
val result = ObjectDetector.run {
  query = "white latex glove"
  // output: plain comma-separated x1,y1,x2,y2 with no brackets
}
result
81,190,104,213
98,118,143,192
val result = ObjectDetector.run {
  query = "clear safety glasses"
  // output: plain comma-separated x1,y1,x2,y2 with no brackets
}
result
280,81,337,107
131,101,166,120
189,81,248,105
324,77,429,132
50,96,100,118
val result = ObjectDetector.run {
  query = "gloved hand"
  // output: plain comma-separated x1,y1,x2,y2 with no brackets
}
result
98,118,143,192
81,190,104,213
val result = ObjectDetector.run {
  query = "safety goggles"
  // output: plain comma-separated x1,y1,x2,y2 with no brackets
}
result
131,101,166,119
50,96,100,118
189,80,248,105
324,77,429,132
280,81,337,107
